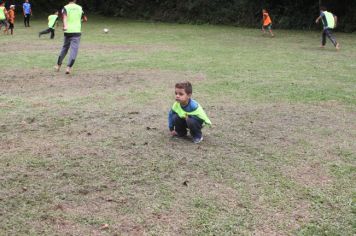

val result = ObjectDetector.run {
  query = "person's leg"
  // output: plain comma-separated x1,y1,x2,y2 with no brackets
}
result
172,114,188,137
56,36,71,71
321,29,327,47
66,36,81,74
9,23,13,35
39,28,51,37
24,15,27,27
3,21,8,34
50,29,55,39
268,24,274,37
26,14,30,27
186,117,203,141
325,28,339,49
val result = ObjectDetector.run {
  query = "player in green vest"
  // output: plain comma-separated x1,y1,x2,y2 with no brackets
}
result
168,81,212,144
55,0,87,74
0,2,9,34
39,10,59,39
315,6,340,50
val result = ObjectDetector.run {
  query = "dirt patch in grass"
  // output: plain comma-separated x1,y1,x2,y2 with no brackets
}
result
282,162,332,187
3,41,178,53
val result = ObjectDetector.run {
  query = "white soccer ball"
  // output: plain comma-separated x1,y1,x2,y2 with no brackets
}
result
103,28,109,33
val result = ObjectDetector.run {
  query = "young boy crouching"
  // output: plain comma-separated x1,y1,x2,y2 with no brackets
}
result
168,81,211,144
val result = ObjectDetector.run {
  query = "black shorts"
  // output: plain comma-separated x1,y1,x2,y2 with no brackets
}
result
9,23,14,29
0,20,8,27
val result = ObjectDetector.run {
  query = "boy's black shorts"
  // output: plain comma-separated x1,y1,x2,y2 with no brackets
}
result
9,23,14,29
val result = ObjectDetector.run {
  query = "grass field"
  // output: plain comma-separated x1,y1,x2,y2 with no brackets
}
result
0,16,355,235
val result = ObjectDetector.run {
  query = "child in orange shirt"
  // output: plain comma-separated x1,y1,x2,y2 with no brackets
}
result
7,5,15,35
262,9,274,37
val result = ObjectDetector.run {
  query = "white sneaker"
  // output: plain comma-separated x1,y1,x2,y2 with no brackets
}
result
193,136,203,144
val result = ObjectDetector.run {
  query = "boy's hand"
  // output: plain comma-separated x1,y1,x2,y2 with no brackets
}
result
171,130,177,136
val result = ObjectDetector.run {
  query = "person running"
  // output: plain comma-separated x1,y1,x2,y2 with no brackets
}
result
262,9,274,37
7,5,15,35
39,10,59,39
55,0,87,74
315,6,340,50
0,1,9,33
22,0,32,27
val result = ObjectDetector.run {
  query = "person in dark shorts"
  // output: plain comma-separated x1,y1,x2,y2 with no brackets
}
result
7,5,15,35
315,6,340,50
39,10,59,39
0,1,9,33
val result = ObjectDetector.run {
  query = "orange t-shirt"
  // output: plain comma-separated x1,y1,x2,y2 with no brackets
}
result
263,12,272,26
8,9,15,23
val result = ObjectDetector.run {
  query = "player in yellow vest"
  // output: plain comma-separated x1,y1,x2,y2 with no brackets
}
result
168,81,211,144
39,10,59,39
315,6,340,50
0,2,9,34
55,0,87,74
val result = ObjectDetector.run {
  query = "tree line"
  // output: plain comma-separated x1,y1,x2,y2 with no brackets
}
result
6,0,356,32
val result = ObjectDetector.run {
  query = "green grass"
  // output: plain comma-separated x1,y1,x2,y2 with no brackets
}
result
0,15,355,235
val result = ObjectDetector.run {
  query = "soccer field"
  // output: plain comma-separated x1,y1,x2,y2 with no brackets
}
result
0,16,355,235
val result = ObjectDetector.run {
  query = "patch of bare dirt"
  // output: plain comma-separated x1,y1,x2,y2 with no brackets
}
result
2,41,178,53
0,69,207,98
282,162,332,187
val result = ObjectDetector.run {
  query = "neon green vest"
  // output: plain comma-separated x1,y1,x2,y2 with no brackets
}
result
48,15,58,29
172,102,212,126
64,3,83,33
324,11,335,29
0,7,6,20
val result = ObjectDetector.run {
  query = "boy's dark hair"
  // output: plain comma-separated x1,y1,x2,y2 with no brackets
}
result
320,6,327,11
175,81,192,95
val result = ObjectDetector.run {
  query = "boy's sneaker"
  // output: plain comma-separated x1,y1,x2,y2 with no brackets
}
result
193,136,203,144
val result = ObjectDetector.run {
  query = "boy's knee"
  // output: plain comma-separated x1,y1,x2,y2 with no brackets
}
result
186,117,201,128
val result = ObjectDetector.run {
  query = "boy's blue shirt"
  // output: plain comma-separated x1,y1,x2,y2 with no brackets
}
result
168,98,201,130
23,2,31,14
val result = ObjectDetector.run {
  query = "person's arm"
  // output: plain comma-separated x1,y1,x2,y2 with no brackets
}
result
334,15,338,27
62,10,67,31
315,15,321,24
4,9,8,20
55,17,59,28
168,109,174,132
82,11,87,23
30,6,32,16
23,4,25,16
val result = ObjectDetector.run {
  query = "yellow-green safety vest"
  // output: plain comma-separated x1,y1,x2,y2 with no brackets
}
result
324,11,335,29
172,102,212,126
48,15,58,29
0,6,6,20
64,3,83,33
